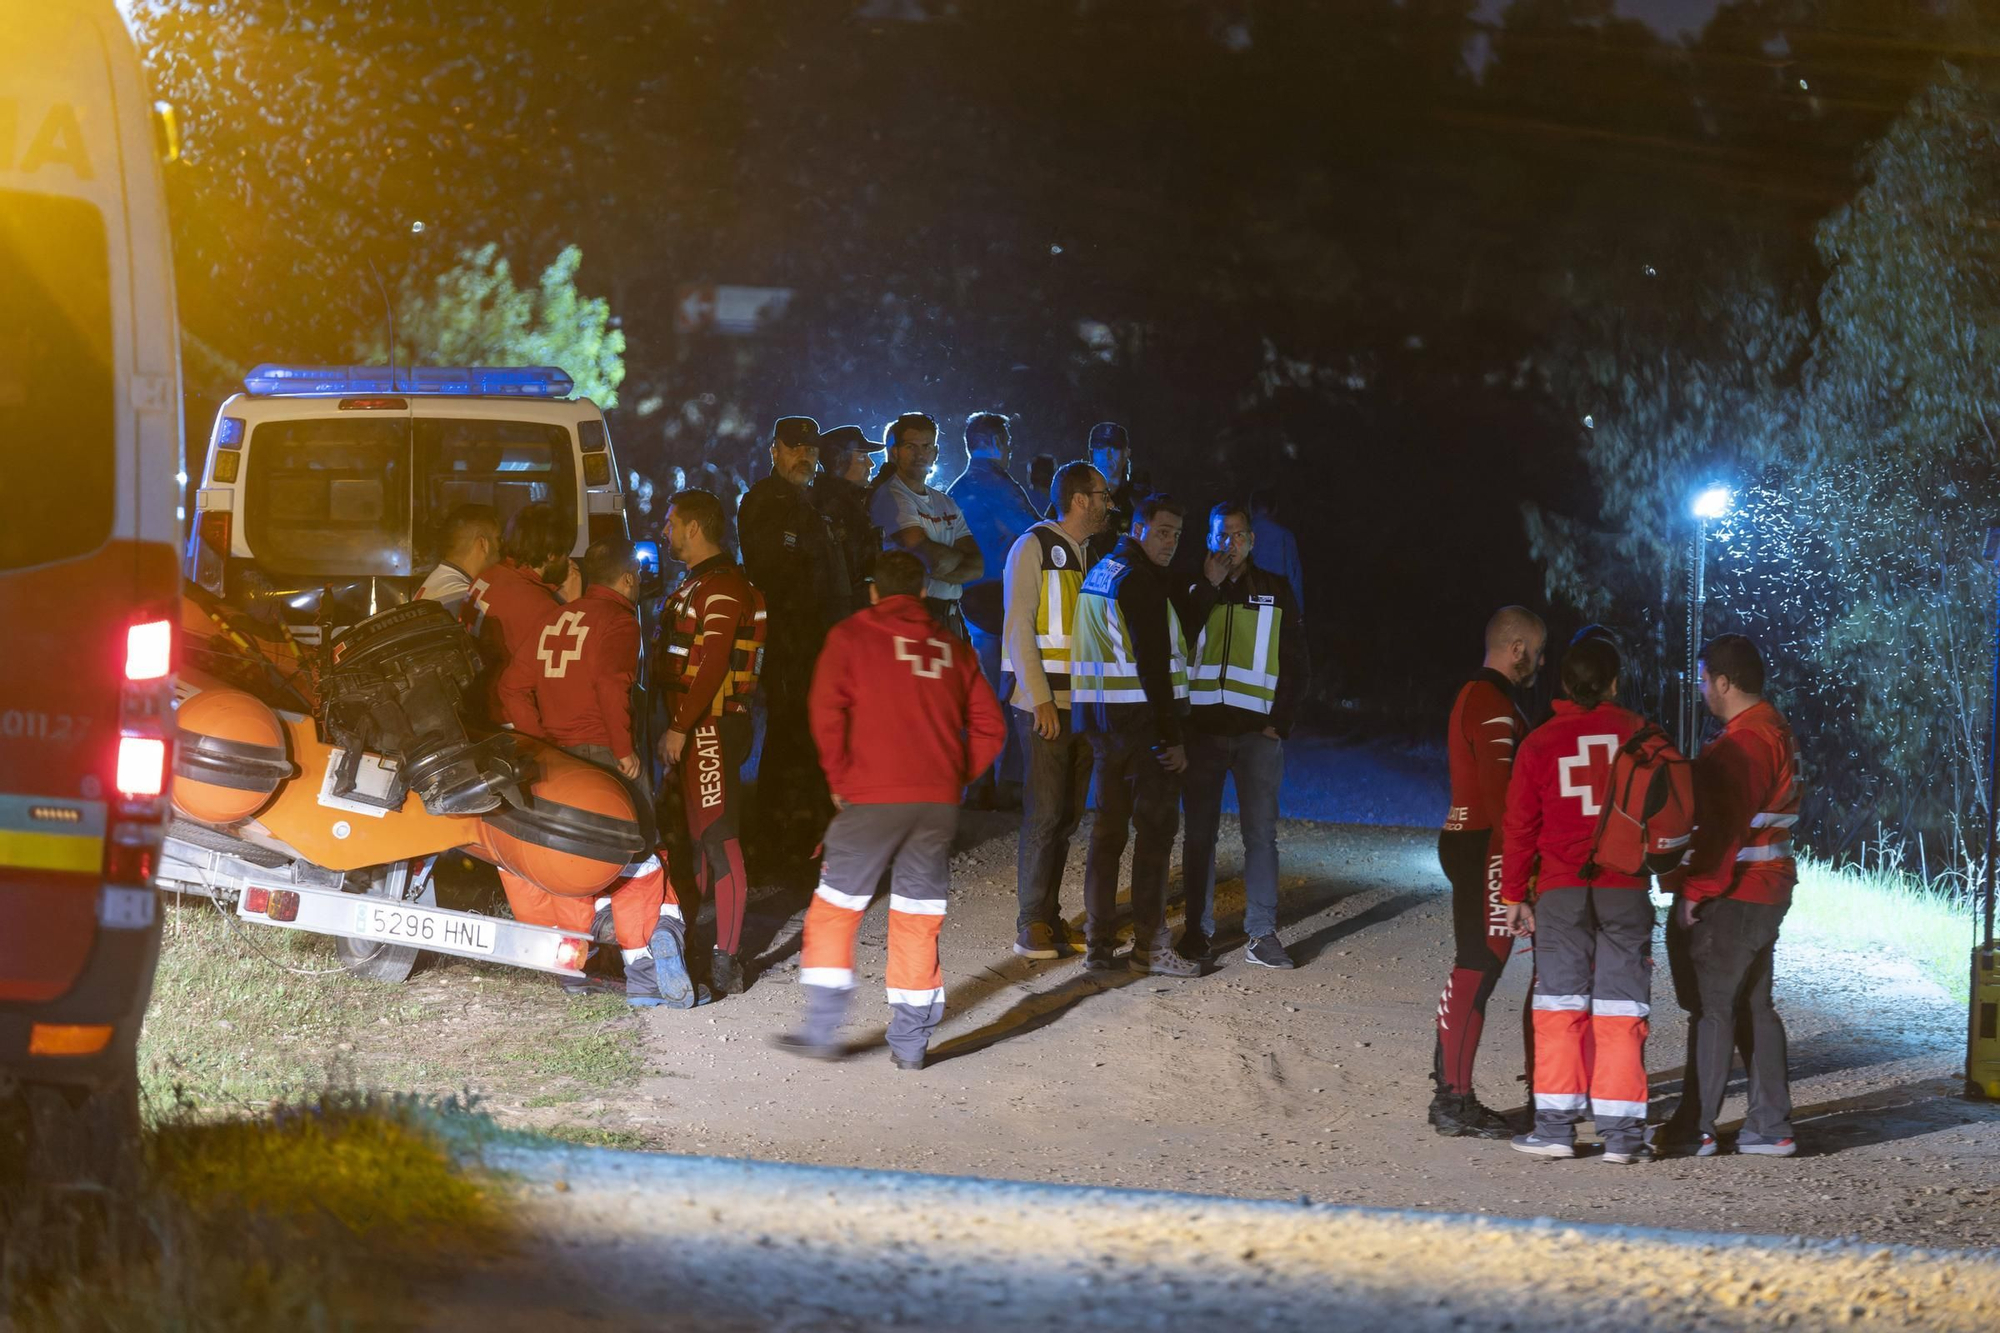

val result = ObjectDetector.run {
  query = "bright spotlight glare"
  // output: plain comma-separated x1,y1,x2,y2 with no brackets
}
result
1692,486,1732,520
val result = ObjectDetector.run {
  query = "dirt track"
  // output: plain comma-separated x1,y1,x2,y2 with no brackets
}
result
482,812,2000,1250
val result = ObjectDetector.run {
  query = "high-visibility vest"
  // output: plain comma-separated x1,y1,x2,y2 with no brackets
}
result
1000,524,1085,707
1189,589,1284,715
1069,556,1189,706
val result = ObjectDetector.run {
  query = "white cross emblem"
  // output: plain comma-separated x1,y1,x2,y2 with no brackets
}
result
1558,735,1620,816
538,611,590,677
894,635,953,679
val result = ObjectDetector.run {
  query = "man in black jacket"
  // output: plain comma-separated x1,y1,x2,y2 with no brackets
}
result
1177,501,1310,969
811,425,880,611
739,415,850,882
1069,494,1201,979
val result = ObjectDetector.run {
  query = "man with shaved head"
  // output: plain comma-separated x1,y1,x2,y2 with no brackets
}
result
1428,604,1546,1139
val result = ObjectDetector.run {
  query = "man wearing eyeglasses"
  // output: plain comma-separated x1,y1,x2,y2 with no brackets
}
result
1001,460,1111,959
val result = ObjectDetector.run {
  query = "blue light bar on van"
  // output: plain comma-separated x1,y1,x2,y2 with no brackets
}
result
243,365,575,398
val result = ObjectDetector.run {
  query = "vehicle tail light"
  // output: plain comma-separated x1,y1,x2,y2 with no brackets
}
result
103,829,158,886
198,510,231,552
29,1024,114,1057
116,736,166,797
243,886,271,914
554,935,589,973
337,397,409,411
212,450,240,483
193,510,231,595
125,619,172,681
582,452,612,486
267,890,300,922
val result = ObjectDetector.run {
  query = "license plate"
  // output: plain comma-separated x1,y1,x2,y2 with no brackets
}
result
349,901,496,955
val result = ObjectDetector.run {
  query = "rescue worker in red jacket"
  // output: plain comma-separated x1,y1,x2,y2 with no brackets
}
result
1500,635,1657,1163
496,538,699,1008
1428,605,1544,1139
773,549,1006,1069
1659,633,1802,1157
655,489,768,1000
463,502,581,718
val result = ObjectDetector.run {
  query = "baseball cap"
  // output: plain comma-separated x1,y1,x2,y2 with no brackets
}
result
773,416,820,448
818,424,870,455
1088,421,1129,451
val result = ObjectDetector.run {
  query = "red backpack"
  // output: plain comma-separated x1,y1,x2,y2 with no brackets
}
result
1584,725,1695,879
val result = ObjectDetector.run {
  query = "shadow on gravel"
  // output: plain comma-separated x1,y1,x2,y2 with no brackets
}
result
1785,1076,2000,1154
1289,892,1431,965
927,970,1143,1064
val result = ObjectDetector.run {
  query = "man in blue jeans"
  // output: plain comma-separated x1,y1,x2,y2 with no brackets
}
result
1178,500,1310,968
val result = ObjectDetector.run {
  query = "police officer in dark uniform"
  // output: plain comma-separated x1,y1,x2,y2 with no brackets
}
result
811,424,880,610
739,416,850,883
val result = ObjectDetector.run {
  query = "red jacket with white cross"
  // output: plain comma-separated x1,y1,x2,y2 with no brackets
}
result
808,594,1006,806
1500,699,1650,902
497,584,641,759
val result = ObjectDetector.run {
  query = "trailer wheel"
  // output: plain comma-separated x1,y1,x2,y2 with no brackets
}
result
335,860,434,984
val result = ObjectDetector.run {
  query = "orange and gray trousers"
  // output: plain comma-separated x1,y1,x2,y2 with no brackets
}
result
501,744,682,967
798,801,957,1065
1529,885,1653,1151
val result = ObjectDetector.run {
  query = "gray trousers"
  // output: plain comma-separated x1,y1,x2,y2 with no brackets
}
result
798,802,957,1064
1015,708,1093,934
1667,896,1794,1140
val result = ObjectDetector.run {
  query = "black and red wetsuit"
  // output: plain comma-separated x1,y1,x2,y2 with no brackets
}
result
655,555,766,958
1433,668,1528,1096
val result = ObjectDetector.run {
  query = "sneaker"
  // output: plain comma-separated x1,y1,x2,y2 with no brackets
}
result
710,949,745,998
1175,928,1213,963
891,1052,925,1071
1013,922,1060,960
1510,1133,1576,1159
1427,1091,1513,1140
1736,1132,1798,1157
1244,934,1295,969
770,1033,845,1062
1046,918,1080,956
625,921,700,1008
1129,947,1201,978
1082,945,1122,973
1602,1143,1655,1165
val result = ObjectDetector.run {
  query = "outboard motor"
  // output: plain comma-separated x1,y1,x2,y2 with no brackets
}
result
317,600,520,816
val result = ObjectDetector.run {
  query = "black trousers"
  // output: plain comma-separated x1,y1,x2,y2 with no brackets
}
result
1082,724,1181,954
1666,896,1794,1140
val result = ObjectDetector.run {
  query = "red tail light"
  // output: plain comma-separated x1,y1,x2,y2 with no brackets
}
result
198,510,231,552
243,886,271,914
267,890,300,922
115,735,166,797
103,834,158,886
125,619,172,681
553,936,589,973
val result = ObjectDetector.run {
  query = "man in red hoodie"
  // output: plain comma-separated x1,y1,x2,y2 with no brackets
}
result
497,538,699,1009
774,549,1006,1070
463,503,581,719
1500,636,1656,1163
1660,633,1802,1158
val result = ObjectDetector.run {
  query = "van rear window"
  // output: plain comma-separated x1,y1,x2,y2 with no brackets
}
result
0,191,113,572
244,419,411,576
415,419,577,563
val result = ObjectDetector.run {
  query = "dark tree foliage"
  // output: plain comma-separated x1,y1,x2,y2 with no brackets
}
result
134,0,1990,738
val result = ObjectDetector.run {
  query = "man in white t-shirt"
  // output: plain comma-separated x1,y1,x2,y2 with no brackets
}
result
868,412,982,638
416,503,500,615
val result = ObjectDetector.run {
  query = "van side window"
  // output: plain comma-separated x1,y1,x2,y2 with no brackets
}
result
0,190,113,571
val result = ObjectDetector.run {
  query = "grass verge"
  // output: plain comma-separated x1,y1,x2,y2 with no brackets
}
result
3,1091,505,1330
144,899,644,1115
1787,855,1981,1002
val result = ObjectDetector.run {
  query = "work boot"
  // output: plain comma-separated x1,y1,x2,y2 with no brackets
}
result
1129,946,1200,978
770,1033,845,1062
1244,934,1295,970
1175,928,1212,963
626,920,700,1009
710,949,745,998
1014,922,1059,960
1082,944,1121,973
1426,1090,1513,1140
